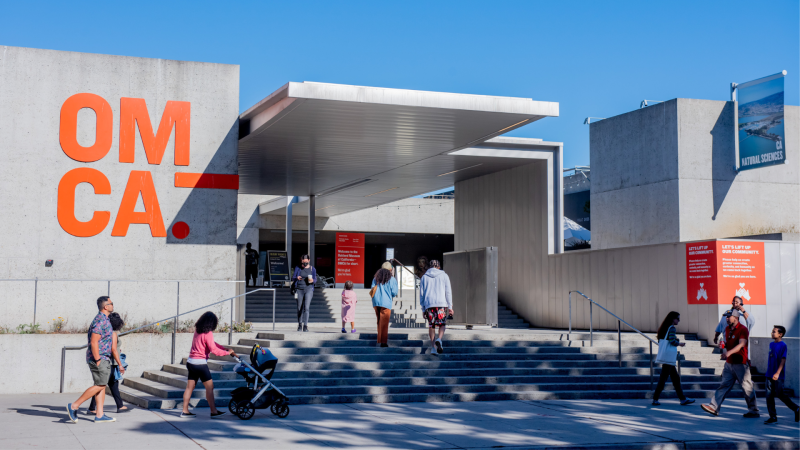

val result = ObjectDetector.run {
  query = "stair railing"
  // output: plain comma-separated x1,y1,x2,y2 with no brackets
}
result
569,290,658,390
59,288,275,393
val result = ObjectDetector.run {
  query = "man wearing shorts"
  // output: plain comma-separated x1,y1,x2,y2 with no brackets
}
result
66,296,117,423
419,260,453,355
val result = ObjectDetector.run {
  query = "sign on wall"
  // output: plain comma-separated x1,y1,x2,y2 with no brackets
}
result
686,241,765,305
336,233,365,285
734,71,787,171
267,251,290,287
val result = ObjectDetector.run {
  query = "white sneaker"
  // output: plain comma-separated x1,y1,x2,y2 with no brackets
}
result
430,345,438,355
435,339,444,354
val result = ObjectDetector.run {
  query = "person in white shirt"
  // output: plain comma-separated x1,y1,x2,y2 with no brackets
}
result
713,296,755,344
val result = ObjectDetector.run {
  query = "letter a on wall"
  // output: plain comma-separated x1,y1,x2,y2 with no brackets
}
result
111,171,167,237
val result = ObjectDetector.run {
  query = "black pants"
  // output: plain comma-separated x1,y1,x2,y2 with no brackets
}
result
246,265,258,286
767,379,799,418
89,370,123,411
297,288,313,325
653,363,685,401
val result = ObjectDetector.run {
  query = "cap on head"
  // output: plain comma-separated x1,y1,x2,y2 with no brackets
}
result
724,309,741,318
381,261,393,271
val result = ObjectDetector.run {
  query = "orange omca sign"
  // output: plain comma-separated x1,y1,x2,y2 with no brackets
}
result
57,93,190,238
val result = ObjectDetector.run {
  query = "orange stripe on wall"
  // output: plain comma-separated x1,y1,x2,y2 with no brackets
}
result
175,173,239,190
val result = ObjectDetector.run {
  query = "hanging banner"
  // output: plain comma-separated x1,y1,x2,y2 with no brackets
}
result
735,71,786,171
267,251,290,287
686,241,765,305
336,232,365,285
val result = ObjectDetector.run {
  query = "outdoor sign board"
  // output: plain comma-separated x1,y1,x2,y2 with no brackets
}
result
267,251,290,287
734,71,787,171
686,241,765,305
336,232,365,285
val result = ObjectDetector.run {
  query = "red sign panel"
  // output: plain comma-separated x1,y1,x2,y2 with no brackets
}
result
335,232,365,285
686,241,765,305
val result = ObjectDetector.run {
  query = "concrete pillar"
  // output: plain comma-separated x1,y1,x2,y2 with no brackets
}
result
285,196,294,270
308,195,316,266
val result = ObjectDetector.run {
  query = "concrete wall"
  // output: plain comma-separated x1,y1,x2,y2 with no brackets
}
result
590,100,799,250
0,46,241,327
456,161,800,342
0,333,256,394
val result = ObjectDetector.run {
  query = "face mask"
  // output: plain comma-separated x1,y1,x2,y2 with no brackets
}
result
302,262,309,267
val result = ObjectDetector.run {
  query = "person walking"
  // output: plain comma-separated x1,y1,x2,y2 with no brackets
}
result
652,311,694,406
701,310,760,418
180,312,237,418
88,312,128,414
764,325,799,424
65,296,117,424
713,296,755,348
419,260,453,355
245,242,259,287
292,254,317,332
371,262,397,347
341,280,358,333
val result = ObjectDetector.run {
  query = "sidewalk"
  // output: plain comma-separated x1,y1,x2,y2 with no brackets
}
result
3,394,797,449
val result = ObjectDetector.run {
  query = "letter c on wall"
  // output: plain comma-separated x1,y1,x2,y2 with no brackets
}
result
57,168,111,237
59,93,113,162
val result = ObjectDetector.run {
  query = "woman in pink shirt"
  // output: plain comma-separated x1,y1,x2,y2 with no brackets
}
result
181,312,237,418
341,280,358,333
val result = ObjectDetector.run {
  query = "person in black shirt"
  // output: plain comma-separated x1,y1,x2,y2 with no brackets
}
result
245,243,259,287
292,254,317,332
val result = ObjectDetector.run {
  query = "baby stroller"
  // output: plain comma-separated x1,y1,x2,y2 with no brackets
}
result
229,343,290,419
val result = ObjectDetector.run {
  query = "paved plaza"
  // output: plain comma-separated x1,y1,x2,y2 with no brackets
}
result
3,394,798,449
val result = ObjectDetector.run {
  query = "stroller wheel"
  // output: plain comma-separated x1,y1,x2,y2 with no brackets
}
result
271,399,290,418
228,398,241,416
237,401,256,420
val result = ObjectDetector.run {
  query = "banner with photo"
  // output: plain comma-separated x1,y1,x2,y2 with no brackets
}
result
736,73,786,171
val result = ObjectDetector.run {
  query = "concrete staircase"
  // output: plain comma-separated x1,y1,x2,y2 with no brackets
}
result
119,330,766,409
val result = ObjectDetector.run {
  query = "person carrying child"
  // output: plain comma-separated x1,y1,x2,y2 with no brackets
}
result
88,312,128,414
341,280,357,333
764,325,799,425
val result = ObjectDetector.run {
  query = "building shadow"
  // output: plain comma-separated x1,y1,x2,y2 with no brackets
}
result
711,101,737,220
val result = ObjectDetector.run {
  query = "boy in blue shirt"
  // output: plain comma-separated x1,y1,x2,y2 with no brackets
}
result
764,325,799,424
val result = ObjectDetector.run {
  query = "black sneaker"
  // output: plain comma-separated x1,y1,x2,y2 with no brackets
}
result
303,325,308,332
765,417,778,424
651,400,661,406
297,324,302,331
210,411,227,419
180,412,196,418
743,412,760,418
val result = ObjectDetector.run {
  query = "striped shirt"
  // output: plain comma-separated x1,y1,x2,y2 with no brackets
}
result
665,325,680,346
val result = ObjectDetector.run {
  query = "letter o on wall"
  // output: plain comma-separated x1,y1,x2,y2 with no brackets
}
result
57,168,111,237
59,93,113,162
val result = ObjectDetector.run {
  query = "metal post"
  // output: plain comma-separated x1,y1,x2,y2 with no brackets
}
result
272,290,276,331
60,346,66,393
618,320,622,368
398,265,402,298
33,277,38,326
649,340,654,390
308,195,315,267
568,292,571,337
107,280,110,296
229,297,233,345
285,197,294,272
172,282,179,365
589,301,593,347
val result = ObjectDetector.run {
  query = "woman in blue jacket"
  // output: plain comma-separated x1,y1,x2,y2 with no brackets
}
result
371,262,398,347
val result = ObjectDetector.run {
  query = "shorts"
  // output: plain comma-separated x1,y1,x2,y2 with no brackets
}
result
424,307,449,328
186,362,212,383
88,359,112,386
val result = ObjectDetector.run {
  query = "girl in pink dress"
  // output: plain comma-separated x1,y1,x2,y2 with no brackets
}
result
341,280,357,333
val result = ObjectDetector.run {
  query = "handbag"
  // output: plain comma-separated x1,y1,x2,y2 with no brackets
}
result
654,326,678,366
369,285,378,298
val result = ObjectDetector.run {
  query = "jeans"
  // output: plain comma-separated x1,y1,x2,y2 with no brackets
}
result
374,307,391,345
296,288,313,325
709,363,759,413
653,364,685,401
89,370,123,410
766,378,799,418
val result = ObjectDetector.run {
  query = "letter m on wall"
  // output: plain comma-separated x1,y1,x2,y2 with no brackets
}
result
119,98,190,165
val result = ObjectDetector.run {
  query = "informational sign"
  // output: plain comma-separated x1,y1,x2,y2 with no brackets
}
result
336,233,365,285
686,241,765,305
267,251,290,287
386,248,395,261
735,71,786,171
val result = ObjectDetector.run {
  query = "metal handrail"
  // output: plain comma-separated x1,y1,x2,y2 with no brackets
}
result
59,288,276,393
389,258,419,309
569,290,660,390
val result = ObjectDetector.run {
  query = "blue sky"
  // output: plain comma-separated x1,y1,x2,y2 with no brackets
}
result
1,0,797,170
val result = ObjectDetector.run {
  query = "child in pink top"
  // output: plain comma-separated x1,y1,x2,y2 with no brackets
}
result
341,281,357,333
181,312,236,419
